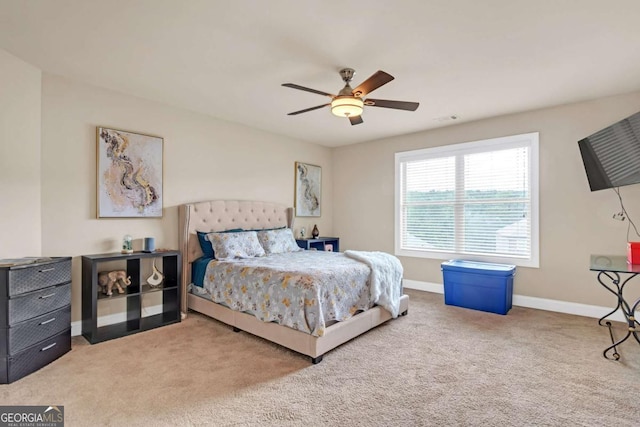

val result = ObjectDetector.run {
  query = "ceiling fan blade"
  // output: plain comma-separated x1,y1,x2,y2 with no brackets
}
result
282,83,335,97
351,71,394,97
366,99,419,111
287,104,330,115
349,115,363,126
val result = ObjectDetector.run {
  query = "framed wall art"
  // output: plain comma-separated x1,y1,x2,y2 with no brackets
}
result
97,127,163,218
294,161,321,217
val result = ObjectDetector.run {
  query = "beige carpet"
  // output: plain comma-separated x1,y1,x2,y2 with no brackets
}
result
1,289,639,426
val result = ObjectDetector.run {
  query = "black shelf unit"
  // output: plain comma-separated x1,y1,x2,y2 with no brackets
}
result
81,251,181,344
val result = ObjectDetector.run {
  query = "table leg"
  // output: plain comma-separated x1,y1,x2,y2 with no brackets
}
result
602,321,624,360
597,271,623,326
596,271,637,360
632,297,640,345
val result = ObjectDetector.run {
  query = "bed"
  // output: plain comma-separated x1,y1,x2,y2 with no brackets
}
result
179,200,409,363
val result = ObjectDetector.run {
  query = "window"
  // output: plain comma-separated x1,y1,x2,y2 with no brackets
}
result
395,132,539,268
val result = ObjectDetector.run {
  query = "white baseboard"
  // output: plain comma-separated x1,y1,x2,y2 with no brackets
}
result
71,304,164,337
403,279,626,323
404,279,445,294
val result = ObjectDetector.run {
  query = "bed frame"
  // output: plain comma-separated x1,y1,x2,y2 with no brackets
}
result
178,200,409,363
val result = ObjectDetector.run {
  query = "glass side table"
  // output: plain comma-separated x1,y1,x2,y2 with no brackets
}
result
590,255,640,360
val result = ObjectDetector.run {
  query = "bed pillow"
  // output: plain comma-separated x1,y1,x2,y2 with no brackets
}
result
196,228,242,258
196,231,215,258
257,228,302,254
207,231,266,260
191,256,213,287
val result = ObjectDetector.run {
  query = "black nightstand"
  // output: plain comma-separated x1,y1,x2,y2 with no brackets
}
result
296,237,339,252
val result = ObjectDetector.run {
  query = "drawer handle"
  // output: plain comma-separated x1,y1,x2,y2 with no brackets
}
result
39,268,55,273
40,318,56,325
41,343,57,352
39,293,56,299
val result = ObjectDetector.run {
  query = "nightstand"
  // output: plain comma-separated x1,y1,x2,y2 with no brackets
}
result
296,237,340,252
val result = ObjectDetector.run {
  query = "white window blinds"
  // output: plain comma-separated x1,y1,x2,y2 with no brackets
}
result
395,132,539,268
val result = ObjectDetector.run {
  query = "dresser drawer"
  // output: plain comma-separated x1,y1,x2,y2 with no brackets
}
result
3,305,71,355
8,282,71,325
7,259,71,296
0,328,71,384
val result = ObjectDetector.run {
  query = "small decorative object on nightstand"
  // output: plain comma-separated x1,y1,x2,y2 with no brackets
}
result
312,224,319,239
300,227,306,239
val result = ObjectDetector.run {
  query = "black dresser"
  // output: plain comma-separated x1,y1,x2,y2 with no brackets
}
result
0,257,72,383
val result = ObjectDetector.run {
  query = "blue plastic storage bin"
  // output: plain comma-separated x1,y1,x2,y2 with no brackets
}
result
441,260,516,315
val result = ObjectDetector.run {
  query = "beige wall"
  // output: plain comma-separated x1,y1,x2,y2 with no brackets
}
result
6,43,640,318
333,92,640,307
40,74,332,322
0,49,42,258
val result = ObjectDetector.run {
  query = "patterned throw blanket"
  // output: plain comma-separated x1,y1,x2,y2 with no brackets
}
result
344,250,403,318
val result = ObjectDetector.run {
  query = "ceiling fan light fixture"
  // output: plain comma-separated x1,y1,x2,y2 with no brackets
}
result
283,69,419,122
331,96,364,117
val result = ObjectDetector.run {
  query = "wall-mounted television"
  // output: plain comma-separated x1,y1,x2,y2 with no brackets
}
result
578,111,640,191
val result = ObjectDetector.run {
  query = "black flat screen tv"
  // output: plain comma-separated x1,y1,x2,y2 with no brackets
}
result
578,110,640,191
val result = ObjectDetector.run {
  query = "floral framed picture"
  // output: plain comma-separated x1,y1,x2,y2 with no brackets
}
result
294,161,321,217
97,127,163,218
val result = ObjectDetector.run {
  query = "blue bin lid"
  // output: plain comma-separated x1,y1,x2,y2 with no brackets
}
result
441,259,516,276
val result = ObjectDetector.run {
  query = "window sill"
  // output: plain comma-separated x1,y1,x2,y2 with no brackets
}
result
395,248,539,268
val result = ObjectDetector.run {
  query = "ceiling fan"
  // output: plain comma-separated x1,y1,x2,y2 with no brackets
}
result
282,68,419,125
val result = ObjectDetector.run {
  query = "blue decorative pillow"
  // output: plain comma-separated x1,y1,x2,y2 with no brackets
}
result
197,231,214,258
197,228,242,258
191,256,213,287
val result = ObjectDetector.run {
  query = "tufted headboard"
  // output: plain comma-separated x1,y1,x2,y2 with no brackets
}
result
178,200,294,314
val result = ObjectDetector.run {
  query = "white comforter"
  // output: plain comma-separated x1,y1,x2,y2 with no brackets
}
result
344,250,403,317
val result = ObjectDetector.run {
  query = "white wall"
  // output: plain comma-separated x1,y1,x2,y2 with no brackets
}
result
333,92,640,307
0,49,42,258
40,74,332,322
